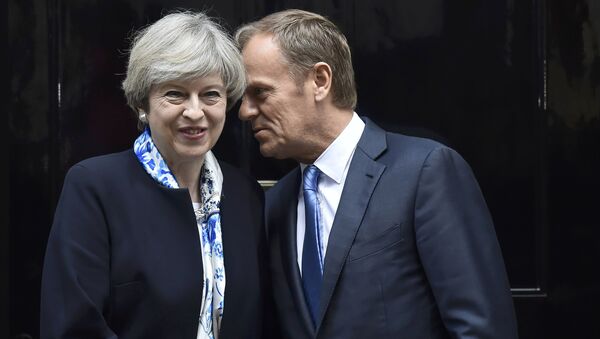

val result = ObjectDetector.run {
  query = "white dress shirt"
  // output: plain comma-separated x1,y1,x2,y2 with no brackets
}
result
297,112,365,272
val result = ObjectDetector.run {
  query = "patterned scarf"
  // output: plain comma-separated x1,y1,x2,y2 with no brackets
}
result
134,128,225,339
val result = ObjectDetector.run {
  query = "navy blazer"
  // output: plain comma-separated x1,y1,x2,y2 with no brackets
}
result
266,118,518,338
41,150,268,339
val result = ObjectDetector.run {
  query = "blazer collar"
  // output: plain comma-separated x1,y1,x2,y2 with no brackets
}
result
316,117,388,331
356,117,388,160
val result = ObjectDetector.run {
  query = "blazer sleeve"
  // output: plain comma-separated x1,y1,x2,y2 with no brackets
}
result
414,146,519,339
40,164,117,339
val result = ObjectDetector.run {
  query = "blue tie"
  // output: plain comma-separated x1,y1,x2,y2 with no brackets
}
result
302,165,323,327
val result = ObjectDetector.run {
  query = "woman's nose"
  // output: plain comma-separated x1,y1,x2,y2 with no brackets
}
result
182,96,205,120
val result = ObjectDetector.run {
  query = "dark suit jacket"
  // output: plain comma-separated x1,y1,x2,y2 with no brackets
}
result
266,118,518,338
41,150,267,339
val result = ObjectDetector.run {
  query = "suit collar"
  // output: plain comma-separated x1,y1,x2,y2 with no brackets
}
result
357,117,388,160
310,112,366,184
316,117,387,331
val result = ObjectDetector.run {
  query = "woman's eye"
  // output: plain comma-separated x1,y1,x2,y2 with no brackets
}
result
205,91,221,98
204,91,223,104
165,91,184,98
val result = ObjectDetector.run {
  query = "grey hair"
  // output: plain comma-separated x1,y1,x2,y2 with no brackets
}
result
235,9,356,110
122,10,246,127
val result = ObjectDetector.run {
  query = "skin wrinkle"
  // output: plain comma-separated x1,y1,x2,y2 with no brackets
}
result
146,74,226,202
239,33,351,163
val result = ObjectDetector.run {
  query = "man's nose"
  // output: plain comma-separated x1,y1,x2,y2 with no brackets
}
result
239,95,258,121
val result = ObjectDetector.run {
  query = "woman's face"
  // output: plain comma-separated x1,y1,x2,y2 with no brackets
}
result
146,74,227,168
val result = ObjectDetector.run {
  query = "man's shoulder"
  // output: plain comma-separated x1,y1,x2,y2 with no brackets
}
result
371,126,451,164
385,130,447,152
357,123,467,174
380,129,475,176
361,117,450,157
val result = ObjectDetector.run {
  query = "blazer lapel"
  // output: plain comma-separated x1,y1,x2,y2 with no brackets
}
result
316,119,387,330
218,169,236,339
277,169,317,335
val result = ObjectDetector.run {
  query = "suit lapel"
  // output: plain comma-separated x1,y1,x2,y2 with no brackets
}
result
277,169,317,335
316,119,387,330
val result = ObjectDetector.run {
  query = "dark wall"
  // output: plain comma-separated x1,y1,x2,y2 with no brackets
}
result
6,0,600,338
3,0,10,336
544,0,600,337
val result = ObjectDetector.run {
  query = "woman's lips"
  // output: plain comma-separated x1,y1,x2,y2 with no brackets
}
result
179,126,207,140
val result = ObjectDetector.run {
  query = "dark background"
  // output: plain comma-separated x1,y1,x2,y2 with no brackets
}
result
6,0,600,338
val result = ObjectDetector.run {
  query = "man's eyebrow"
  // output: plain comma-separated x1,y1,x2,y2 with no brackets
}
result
247,78,268,86
246,81,273,90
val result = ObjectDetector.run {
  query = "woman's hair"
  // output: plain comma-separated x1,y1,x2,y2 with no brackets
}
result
122,10,245,127
235,9,356,110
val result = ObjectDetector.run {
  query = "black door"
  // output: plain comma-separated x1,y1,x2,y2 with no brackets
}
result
6,0,600,337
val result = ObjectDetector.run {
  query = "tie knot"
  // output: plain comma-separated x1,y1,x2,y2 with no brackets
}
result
303,165,320,192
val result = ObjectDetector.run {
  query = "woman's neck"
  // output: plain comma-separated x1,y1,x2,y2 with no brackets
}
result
169,157,205,203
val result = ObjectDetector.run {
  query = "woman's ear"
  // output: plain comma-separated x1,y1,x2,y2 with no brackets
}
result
312,62,332,102
137,108,148,123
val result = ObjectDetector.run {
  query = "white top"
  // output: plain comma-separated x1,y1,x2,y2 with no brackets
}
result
297,112,366,272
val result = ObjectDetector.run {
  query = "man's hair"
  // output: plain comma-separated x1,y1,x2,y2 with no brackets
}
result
235,9,357,110
122,11,246,129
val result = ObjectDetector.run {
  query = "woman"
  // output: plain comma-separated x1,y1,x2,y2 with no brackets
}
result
41,11,267,339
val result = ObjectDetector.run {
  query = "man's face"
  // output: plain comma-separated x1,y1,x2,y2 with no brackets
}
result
239,34,317,161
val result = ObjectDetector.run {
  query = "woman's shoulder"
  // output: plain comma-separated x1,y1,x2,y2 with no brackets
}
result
56,149,141,203
65,149,137,183
72,149,135,171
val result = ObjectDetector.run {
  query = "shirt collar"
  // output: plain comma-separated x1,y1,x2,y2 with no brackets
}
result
301,112,365,184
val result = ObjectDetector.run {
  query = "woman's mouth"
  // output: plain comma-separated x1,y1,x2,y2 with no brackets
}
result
179,127,207,139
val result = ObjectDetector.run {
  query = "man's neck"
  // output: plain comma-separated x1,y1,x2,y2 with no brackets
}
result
296,108,354,164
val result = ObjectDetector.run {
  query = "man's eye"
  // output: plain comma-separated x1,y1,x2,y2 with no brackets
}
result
253,88,267,97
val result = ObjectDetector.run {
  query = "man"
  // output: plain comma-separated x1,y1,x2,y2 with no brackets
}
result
236,9,518,339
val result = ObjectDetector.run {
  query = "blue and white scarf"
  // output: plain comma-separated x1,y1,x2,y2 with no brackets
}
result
134,128,225,339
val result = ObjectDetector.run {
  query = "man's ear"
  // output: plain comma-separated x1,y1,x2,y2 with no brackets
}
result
312,62,332,102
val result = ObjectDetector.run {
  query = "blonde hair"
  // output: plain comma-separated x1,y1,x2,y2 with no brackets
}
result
235,9,357,110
